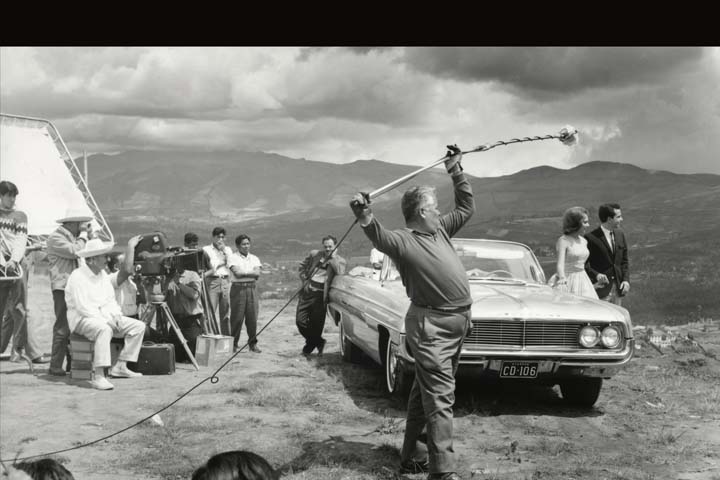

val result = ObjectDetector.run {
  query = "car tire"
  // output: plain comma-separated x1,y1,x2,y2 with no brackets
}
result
560,378,603,408
339,319,362,363
385,340,412,397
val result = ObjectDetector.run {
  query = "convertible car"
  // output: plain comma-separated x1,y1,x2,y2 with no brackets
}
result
327,238,634,407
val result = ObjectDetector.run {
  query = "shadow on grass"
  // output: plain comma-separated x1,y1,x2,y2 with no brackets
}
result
311,351,407,413
279,436,399,478
453,375,604,418
32,373,94,389
311,352,604,419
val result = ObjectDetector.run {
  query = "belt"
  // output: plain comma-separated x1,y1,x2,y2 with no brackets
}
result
231,282,256,288
412,303,471,314
209,275,228,279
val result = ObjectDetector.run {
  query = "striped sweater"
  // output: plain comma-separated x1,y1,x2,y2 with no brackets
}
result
0,207,28,263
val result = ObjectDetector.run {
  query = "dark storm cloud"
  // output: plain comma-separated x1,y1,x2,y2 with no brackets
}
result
401,47,705,98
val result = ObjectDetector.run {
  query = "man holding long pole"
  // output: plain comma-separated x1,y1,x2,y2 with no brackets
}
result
350,145,473,480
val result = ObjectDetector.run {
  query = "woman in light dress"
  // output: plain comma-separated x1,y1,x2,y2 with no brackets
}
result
551,206,598,299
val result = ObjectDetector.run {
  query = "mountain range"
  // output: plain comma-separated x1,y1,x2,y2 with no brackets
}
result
85,150,720,258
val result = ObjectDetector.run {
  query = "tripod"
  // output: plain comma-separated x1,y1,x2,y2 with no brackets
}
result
140,299,200,371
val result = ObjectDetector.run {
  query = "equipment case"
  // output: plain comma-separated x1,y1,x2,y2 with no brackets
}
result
128,342,176,375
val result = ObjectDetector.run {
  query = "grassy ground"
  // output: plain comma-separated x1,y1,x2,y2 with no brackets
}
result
2,274,720,479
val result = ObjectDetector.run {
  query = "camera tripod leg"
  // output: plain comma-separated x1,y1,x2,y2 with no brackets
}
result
159,302,199,370
201,278,222,335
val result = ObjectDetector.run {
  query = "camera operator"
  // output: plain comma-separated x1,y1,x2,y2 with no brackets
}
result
164,254,204,362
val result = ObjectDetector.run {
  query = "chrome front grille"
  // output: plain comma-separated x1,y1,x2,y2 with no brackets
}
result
465,320,610,349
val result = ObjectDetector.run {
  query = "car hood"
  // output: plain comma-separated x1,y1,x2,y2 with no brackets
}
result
468,282,628,323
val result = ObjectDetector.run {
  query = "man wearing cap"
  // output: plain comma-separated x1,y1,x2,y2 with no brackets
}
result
202,227,232,335
65,238,146,390
46,210,95,375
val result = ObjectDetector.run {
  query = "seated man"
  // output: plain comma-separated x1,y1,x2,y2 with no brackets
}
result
164,259,204,362
65,238,146,390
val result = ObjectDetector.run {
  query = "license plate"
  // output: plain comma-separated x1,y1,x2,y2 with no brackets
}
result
500,361,538,378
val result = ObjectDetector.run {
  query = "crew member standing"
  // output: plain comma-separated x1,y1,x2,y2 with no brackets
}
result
202,227,232,335
350,145,473,480
0,180,47,365
227,234,262,353
46,209,95,376
295,235,346,358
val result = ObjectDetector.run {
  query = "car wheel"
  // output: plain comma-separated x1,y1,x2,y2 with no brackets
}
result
339,319,362,363
385,340,412,397
560,378,603,408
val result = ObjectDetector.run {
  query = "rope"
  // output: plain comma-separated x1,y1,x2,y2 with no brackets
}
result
2,128,573,463
1,219,359,463
467,134,563,154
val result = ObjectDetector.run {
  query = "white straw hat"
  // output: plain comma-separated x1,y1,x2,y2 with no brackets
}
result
77,238,115,258
56,207,93,224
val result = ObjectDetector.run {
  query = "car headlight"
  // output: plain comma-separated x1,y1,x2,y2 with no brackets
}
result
579,325,600,348
601,325,621,348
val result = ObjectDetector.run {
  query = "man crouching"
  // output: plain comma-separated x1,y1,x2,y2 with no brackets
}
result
65,238,145,390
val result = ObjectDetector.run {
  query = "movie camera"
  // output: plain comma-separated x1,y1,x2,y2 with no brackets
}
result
133,232,204,277
132,232,205,302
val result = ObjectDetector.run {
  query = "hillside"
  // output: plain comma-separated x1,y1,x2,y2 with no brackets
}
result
88,151,720,326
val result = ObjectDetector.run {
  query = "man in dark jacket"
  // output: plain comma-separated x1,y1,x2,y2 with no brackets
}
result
585,203,630,306
295,235,346,358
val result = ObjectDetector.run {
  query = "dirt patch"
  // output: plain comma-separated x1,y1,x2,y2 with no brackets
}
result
2,274,720,479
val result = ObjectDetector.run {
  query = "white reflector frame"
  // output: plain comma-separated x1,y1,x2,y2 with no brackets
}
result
0,113,113,242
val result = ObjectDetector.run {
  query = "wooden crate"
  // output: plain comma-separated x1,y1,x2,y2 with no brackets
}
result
69,334,94,380
195,335,233,366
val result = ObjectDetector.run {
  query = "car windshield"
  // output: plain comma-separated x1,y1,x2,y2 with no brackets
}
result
454,239,545,284
381,239,545,285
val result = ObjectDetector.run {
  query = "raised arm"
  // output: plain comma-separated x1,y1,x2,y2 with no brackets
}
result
349,193,405,259
439,145,474,238
116,235,143,286
47,228,88,259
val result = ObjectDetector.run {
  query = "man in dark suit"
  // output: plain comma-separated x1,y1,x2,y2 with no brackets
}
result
585,203,630,306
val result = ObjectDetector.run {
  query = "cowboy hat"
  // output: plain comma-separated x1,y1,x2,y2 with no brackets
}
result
77,238,115,258
56,207,93,224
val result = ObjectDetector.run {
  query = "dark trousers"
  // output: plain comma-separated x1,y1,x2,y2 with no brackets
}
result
50,290,71,371
170,313,203,363
295,289,326,354
0,282,19,352
400,304,471,474
0,276,39,359
230,283,258,347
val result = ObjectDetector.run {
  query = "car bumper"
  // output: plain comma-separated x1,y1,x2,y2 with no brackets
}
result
400,338,634,379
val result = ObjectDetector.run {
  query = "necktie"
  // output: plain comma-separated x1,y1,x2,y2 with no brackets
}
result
610,231,615,253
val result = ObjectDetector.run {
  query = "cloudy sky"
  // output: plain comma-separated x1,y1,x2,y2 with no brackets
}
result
2,47,719,177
